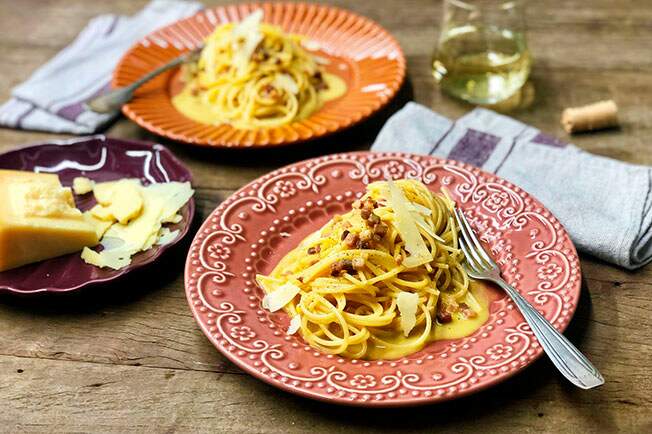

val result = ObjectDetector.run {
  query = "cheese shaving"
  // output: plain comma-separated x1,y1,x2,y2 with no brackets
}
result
287,314,302,335
231,9,264,77
156,227,179,246
163,213,183,224
386,179,433,268
396,291,419,337
72,177,94,195
261,282,301,312
89,204,115,222
93,179,141,205
80,181,194,270
409,202,432,216
273,73,299,94
81,247,131,270
100,236,125,251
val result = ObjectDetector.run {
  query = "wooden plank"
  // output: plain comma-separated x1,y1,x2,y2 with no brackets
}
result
2,67,652,189
0,0,651,431
0,187,240,374
2,354,650,433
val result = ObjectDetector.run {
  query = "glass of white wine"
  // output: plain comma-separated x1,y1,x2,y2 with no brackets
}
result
432,0,531,105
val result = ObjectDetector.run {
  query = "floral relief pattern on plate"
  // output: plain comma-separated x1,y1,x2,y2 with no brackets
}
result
185,152,581,406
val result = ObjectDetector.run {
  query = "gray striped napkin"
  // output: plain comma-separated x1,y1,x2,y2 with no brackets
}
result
0,0,201,134
372,102,652,270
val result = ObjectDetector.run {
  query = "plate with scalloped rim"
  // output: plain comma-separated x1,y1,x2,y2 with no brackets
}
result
0,136,195,295
114,2,406,148
184,151,581,406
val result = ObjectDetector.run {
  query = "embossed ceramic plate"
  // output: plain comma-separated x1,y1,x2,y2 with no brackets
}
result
0,136,195,295
114,2,405,148
185,152,581,406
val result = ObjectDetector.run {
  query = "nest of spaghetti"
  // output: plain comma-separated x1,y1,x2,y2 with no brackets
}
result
257,179,486,360
181,10,344,129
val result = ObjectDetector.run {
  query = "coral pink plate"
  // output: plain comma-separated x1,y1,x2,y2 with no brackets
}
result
184,152,581,406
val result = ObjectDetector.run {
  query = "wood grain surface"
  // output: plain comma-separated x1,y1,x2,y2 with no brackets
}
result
1,1,651,433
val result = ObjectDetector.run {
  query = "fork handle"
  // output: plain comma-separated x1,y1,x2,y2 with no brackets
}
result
492,279,604,389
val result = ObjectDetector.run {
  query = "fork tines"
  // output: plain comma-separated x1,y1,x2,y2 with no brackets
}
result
454,208,499,273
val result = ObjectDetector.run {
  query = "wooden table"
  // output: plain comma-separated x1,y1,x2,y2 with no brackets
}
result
1,1,651,432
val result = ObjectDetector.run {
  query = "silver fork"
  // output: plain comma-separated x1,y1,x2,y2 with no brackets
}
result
453,208,604,389
85,46,203,114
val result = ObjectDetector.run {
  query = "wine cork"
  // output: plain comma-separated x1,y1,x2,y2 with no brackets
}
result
561,100,619,134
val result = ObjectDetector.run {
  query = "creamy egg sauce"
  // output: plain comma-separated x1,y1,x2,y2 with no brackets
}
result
171,72,347,127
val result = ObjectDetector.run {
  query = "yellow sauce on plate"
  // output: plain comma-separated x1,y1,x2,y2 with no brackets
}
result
171,72,347,127
365,282,490,360
267,226,491,361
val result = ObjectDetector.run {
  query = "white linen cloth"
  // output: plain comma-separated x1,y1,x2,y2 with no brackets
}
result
372,102,652,270
0,0,202,134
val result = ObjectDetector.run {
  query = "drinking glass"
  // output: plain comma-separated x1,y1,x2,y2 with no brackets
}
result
432,0,531,105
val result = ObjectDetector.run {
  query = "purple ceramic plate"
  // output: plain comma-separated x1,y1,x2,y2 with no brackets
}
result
0,135,195,295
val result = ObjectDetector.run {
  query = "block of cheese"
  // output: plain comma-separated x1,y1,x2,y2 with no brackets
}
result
0,170,100,272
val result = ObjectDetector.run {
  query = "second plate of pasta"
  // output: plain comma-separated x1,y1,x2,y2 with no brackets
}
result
114,3,405,148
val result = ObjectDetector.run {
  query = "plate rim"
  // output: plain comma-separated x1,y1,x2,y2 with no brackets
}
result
184,151,583,407
0,135,196,295
114,2,407,148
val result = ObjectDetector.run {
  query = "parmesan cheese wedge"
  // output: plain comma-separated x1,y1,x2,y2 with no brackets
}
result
261,282,301,312
396,291,419,337
0,171,99,271
386,180,433,268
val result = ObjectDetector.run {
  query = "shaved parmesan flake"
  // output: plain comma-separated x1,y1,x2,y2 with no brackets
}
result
162,213,183,224
81,247,131,270
261,282,301,312
410,209,437,237
93,179,140,205
464,291,482,313
273,73,299,94
100,236,125,251
82,181,193,269
231,10,264,76
397,291,419,337
72,177,94,195
386,180,433,268
147,182,194,223
409,202,432,216
287,314,302,335
156,228,179,246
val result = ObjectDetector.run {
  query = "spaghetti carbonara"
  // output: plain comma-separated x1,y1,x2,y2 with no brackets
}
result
257,179,488,360
172,10,346,129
